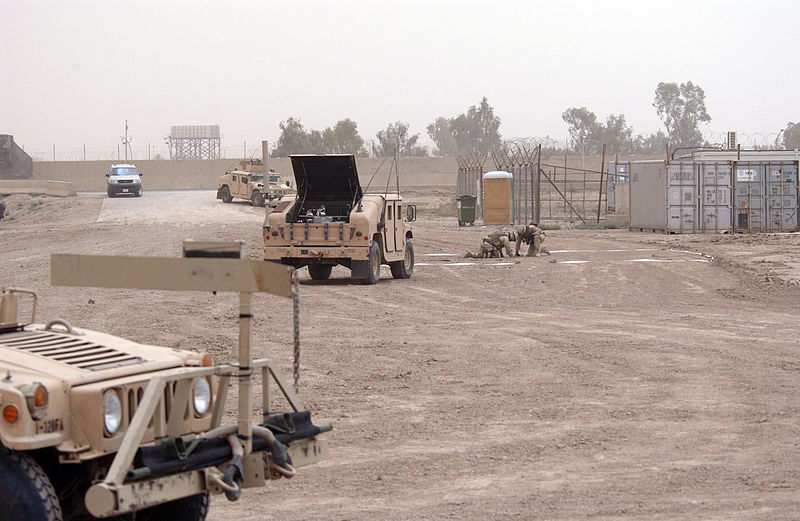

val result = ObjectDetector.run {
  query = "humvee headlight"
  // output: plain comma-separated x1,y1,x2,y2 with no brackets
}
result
103,391,122,435
193,378,211,416
22,382,48,420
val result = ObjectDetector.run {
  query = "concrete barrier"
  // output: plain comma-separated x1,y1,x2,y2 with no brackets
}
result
0,180,76,197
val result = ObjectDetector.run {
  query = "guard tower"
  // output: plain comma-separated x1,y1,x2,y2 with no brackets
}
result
168,125,221,160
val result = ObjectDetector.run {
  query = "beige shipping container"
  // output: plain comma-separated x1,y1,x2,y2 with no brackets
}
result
483,171,513,225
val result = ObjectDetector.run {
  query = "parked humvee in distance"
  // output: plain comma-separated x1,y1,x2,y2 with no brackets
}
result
217,160,294,208
263,154,415,284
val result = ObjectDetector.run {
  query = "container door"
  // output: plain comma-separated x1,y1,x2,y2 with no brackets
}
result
734,162,765,232
666,161,697,232
699,162,732,233
766,162,798,231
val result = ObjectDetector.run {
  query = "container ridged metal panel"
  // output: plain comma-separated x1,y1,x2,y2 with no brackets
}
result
734,160,798,232
629,160,667,231
700,162,732,233
666,160,697,232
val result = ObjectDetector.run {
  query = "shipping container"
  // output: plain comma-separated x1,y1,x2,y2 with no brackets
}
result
629,153,799,233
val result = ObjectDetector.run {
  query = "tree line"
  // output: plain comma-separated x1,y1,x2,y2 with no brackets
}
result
270,86,799,157
270,97,501,158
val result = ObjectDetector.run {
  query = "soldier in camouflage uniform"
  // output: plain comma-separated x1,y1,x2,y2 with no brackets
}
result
514,223,550,257
464,231,514,258
486,231,514,258
464,239,496,258
0,200,5,220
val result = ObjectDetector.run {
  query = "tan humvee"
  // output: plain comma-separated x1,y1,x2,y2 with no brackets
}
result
263,154,416,284
217,160,294,208
0,244,328,520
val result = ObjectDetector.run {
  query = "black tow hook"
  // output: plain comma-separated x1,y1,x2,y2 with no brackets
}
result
222,453,243,501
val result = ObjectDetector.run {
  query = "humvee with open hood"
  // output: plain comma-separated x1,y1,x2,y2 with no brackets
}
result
263,154,415,284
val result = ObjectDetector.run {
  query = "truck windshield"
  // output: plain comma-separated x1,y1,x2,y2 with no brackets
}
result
249,174,264,182
111,168,138,176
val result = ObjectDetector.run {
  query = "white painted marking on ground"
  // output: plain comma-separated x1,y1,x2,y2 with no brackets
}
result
425,253,459,256
667,248,715,261
550,248,657,253
558,260,591,264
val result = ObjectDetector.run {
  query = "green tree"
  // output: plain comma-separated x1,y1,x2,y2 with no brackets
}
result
653,81,711,148
374,122,428,157
272,117,308,156
306,129,327,153
601,114,634,154
562,107,601,154
426,117,457,156
427,97,502,156
327,118,367,155
632,130,669,154
468,97,502,154
272,117,367,156
782,122,800,150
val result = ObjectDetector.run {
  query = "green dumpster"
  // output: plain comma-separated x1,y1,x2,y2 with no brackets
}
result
456,195,476,227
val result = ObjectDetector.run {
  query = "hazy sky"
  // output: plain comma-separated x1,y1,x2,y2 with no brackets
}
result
2,0,798,157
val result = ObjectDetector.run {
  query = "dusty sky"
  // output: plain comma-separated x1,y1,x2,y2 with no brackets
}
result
1,0,798,157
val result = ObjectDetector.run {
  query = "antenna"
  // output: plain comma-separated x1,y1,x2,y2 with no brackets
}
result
121,120,132,161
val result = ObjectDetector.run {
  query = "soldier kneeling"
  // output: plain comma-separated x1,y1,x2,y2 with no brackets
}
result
514,223,551,257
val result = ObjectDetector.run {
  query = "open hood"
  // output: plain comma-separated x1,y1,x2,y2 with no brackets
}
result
290,154,363,203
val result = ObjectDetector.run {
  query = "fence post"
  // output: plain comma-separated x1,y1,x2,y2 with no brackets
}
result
535,144,541,224
596,144,606,222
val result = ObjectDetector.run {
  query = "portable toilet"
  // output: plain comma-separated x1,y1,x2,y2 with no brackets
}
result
483,171,513,224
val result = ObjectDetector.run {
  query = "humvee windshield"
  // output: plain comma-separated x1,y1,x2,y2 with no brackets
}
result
249,174,264,182
269,174,280,183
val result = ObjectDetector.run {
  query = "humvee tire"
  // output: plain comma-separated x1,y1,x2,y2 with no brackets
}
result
134,492,210,521
250,190,266,207
308,263,333,280
390,239,414,279
0,445,63,521
221,186,233,203
363,240,381,285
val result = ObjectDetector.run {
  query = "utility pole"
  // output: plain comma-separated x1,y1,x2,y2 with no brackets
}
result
122,120,130,161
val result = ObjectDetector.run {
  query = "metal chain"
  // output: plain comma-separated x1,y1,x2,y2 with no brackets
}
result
292,271,300,394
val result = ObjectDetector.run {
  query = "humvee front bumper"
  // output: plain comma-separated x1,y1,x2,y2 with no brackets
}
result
264,245,369,261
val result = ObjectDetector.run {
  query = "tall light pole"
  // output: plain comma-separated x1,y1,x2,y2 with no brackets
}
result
121,120,131,161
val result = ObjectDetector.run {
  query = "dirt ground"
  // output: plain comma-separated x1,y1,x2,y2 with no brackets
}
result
1,190,800,520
